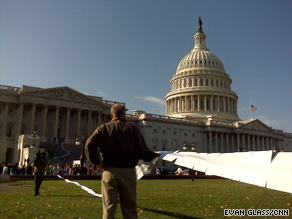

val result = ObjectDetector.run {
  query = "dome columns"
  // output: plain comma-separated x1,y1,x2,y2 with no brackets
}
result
166,94,238,117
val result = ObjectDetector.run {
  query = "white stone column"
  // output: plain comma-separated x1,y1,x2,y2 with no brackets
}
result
54,107,60,143
210,95,213,111
252,135,255,151
247,135,250,151
262,136,265,150
173,98,176,112
266,137,269,150
223,97,226,112
237,133,240,151
226,133,229,152
231,134,234,152
215,132,218,152
41,105,48,142
217,96,220,112
2,104,9,138
97,112,102,126
65,108,71,144
242,134,245,150
204,95,207,111
197,95,200,111
191,95,194,111
17,103,24,136
30,104,36,134
220,132,224,152
87,111,92,138
257,135,260,151
173,99,175,113
209,131,212,153
77,109,81,138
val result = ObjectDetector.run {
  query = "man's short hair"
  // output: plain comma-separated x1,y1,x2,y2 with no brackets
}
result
111,104,128,118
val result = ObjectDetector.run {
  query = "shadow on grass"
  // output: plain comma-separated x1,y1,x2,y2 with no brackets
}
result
44,195,95,198
137,206,202,219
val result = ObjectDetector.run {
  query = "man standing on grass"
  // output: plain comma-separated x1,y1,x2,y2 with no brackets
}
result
85,103,160,219
32,152,48,196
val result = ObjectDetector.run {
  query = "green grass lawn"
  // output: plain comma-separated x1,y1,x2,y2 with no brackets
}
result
1,179,291,218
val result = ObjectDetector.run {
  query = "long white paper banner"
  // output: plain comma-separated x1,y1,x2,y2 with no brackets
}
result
57,154,162,197
57,175,102,197
163,150,292,194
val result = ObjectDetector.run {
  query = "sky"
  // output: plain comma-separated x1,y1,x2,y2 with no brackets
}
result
0,0,291,133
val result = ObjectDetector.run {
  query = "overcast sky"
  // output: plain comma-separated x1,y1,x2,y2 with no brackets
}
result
0,0,291,133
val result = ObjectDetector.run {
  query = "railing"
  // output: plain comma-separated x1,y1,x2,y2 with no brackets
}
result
102,100,125,105
208,120,234,127
0,85,21,92
133,113,201,124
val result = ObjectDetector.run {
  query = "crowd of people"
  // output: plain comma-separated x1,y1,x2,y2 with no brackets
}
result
0,163,27,175
1,161,189,177
0,162,98,176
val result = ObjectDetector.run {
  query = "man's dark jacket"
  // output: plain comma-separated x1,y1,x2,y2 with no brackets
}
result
85,117,157,168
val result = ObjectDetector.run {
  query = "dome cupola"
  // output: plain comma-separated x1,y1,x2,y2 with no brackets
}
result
165,18,239,122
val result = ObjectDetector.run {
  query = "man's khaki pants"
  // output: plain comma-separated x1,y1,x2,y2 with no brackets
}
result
102,167,137,219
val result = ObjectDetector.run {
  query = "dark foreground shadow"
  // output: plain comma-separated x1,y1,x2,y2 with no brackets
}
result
137,206,202,219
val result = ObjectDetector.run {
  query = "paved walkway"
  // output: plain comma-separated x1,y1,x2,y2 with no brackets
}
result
0,184,30,193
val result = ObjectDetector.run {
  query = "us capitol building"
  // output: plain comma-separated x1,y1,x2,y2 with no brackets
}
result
1,20,291,167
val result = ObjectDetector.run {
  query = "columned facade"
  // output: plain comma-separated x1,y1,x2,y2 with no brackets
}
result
4,102,106,144
205,129,280,153
0,85,123,164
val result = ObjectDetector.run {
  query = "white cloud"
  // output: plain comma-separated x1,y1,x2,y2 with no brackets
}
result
134,95,165,105
98,91,106,96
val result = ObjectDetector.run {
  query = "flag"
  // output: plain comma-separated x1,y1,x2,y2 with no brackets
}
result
251,105,257,112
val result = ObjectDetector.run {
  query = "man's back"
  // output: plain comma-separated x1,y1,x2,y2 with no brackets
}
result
99,118,137,168
86,117,157,168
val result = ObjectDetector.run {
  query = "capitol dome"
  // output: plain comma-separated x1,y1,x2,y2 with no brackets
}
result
165,18,239,122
